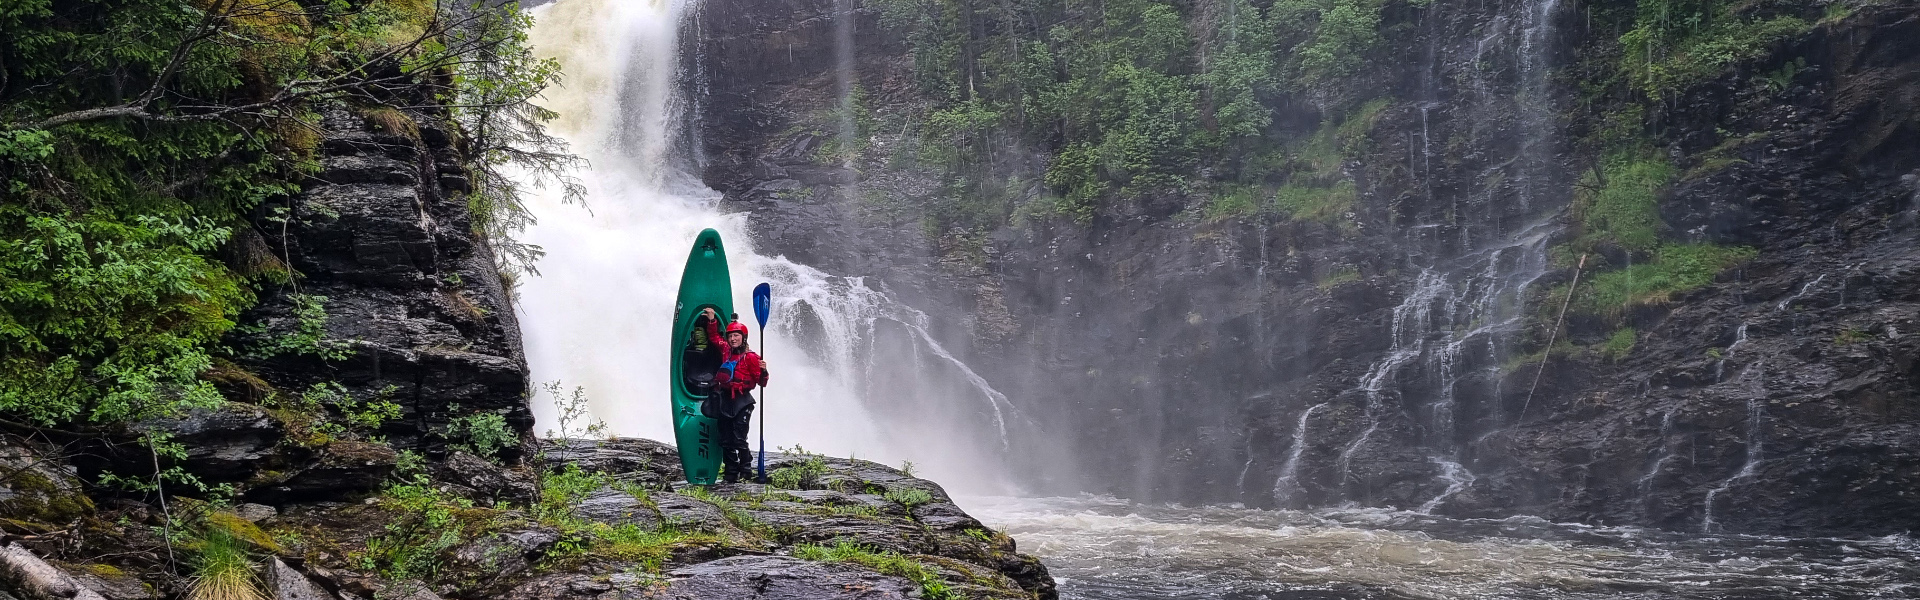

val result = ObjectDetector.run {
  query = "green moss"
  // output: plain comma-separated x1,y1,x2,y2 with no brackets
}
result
1573,243,1756,318
1600,327,1637,361
0,469,94,524
207,511,285,554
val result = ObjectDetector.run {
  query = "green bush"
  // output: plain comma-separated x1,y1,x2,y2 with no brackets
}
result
447,411,517,459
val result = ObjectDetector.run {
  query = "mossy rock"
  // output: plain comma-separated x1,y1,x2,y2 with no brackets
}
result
0,448,94,524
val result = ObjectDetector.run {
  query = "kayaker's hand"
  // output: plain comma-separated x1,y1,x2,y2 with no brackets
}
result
701,307,717,321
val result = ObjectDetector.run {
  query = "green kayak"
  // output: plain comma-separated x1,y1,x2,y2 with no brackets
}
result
670,228,733,484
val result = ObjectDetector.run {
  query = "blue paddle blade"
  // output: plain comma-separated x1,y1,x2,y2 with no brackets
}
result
752,283,772,328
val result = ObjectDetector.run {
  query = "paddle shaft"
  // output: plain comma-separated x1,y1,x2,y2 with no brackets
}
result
756,349,768,483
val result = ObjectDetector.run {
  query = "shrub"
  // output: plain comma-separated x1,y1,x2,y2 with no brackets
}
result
883,488,933,508
447,411,517,459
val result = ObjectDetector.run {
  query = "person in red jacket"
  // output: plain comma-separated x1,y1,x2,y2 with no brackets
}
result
699,308,770,482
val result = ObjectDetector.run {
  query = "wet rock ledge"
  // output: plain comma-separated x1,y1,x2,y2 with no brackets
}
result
0,437,1055,600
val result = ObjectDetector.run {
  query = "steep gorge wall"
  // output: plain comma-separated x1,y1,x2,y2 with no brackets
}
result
695,0,1920,534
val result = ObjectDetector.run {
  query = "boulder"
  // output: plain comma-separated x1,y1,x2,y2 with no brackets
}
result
269,558,336,600
570,489,660,530
656,556,917,600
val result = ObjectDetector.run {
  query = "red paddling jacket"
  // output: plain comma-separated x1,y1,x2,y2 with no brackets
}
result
704,319,769,398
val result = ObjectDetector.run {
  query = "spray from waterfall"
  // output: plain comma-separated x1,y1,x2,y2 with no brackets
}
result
512,0,1027,492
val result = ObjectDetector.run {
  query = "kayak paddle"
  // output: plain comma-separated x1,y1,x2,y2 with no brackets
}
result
752,282,772,484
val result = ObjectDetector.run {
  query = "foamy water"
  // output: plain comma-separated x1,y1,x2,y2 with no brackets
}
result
967,495,1920,599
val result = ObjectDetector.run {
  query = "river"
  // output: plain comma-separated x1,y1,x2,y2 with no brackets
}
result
966,495,1920,599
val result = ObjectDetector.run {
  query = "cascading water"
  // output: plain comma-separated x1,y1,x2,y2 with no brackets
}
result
512,0,1023,491
1701,362,1768,533
1306,0,1567,512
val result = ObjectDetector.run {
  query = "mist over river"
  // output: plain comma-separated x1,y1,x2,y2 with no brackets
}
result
969,496,1920,599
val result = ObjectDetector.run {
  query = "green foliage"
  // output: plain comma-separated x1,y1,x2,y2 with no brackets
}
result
1834,328,1872,345
360,476,475,581
1286,0,1386,87
0,0,566,434
1202,185,1263,221
883,488,933,508
963,527,994,543
1576,153,1675,253
1600,327,1637,361
446,410,516,459
536,464,609,522
1276,181,1358,226
792,539,954,600
0,211,246,425
1619,0,1812,99
1573,244,1756,318
589,524,716,572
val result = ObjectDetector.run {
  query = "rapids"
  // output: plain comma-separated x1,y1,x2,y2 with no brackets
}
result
967,496,1920,599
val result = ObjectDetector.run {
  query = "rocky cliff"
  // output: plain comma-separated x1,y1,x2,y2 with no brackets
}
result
693,0,1920,534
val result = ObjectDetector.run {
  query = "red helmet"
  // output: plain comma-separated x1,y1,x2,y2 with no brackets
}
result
725,322,751,340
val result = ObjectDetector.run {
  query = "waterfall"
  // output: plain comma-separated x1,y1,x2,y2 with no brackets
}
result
1271,402,1328,506
512,0,1022,491
1702,363,1768,532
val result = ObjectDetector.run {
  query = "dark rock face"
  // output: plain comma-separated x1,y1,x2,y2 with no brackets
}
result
694,0,1920,535
249,440,398,504
231,104,531,460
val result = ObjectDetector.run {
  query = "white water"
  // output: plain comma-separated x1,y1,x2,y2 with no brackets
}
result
970,495,1920,599
512,0,1017,492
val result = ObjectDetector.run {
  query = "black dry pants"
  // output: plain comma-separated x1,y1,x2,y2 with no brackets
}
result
716,391,755,480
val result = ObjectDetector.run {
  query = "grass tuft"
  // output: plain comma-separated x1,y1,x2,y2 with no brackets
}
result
190,526,266,600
